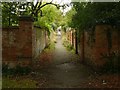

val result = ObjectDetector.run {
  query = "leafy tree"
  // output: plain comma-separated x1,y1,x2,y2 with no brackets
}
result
34,5,63,36
63,2,120,54
1,0,68,26
2,2,19,26
71,2,120,31
61,7,76,28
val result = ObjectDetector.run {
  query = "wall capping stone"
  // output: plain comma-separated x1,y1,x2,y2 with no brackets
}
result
2,26,19,30
19,16,34,22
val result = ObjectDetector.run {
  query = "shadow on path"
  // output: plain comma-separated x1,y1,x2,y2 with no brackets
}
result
52,36,79,65
35,35,94,88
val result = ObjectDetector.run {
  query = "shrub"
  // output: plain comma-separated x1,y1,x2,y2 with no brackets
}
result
15,65,31,75
2,64,32,76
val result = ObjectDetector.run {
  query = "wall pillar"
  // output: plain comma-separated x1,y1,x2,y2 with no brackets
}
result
17,16,34,66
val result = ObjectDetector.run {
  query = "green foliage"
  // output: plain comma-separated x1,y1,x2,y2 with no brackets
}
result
15,65,31,75
71,2,120,32
44,42,55,52
1,1,61,27
2,2,19,26
62,7,76,28
63,39,75,52
66,44,74,51
2,64,32,76
34,5,63,35
2,77,37,88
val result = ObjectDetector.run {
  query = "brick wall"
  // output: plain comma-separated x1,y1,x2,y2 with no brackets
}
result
2,16,48,67
2,27,19,64
2,17,34,67
66,29,76,49
79,24,120,68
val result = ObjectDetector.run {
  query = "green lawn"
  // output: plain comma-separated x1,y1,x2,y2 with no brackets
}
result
2,76,37,88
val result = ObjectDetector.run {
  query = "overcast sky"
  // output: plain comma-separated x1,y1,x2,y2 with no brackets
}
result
50,0,72,15
33,0,72,15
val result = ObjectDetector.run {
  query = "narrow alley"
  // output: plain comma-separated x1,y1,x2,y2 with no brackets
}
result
34,35,94,88
2,2,120,89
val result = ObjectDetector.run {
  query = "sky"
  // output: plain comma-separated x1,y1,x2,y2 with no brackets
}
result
43,0,71,4
49,0,72,15
33,0,72,15
55,0,72,15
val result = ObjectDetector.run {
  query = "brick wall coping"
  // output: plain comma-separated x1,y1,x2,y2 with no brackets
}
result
19,16,34,22
2,26,19,30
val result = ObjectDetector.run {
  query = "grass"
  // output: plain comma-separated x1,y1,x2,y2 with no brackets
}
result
44,42,55,52
36,41,55,66
2,63,37,88
2,76,37,88
63,39,75,53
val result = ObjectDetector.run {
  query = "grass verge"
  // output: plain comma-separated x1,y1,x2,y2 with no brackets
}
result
2,76,37,88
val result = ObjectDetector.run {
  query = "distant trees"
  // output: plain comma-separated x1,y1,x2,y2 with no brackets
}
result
34,5,63,35
62,7,76,28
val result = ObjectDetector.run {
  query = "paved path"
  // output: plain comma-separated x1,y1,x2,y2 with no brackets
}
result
52,36,78,65
36,36,94,88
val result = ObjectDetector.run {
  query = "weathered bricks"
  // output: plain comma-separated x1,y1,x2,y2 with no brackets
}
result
2,16,33,67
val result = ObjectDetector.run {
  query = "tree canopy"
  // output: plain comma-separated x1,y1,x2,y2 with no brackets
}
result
34,4,63,32
1,1,67,26
2,2,19,26
69,2,120,31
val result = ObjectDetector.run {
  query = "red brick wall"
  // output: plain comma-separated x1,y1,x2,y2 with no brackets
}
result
93,25,111,66
79,25,120,68
111,28,120,54
2,27,19,62
66,29,76,49
18,17,33,60
2,16,49,67
2,16,33,67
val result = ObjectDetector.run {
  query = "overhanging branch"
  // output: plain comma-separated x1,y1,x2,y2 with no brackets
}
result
40,2,59,9
30,1,68,17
